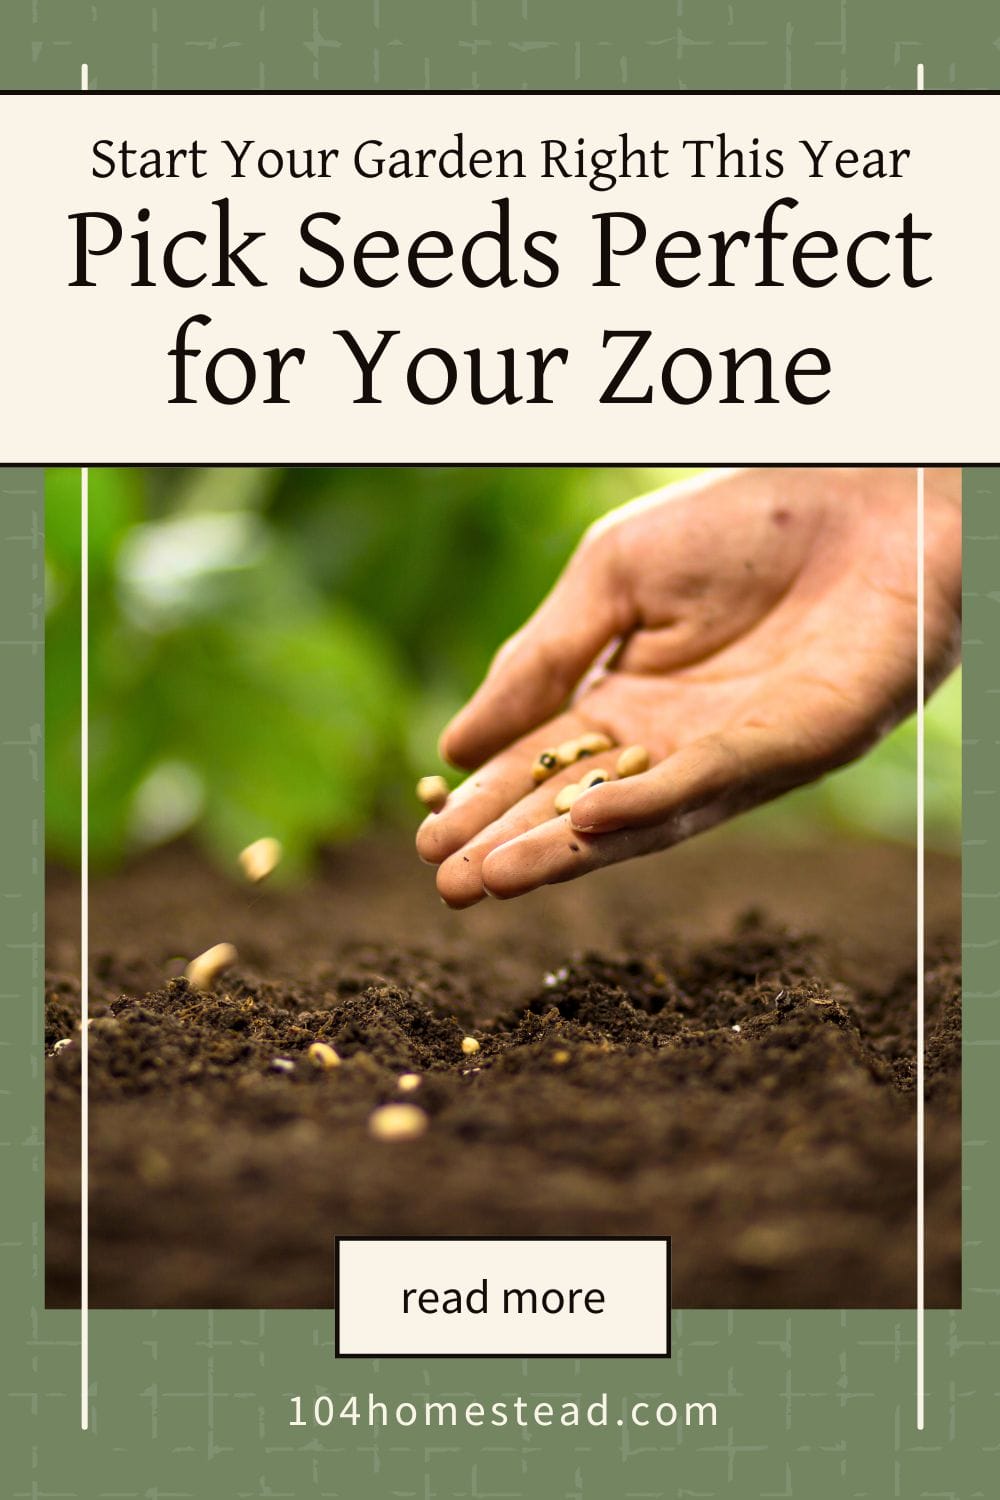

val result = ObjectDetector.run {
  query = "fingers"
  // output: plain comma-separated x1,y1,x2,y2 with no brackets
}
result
416,712,595,867
478,732,784,900
473,727,812,901
480,817,677,900
568,730,784,836
433,749,622,907
439,542,627,770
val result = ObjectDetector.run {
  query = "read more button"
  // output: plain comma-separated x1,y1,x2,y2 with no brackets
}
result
334,1237,671,1357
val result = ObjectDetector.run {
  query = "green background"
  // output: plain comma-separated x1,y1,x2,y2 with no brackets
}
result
1,2,995,1495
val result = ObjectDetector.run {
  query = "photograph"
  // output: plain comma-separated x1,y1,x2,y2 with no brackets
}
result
44,465,961,1310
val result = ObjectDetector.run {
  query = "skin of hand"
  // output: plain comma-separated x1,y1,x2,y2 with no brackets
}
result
417,467,962,908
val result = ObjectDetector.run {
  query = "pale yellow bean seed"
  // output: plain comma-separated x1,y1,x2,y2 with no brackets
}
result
616,744,650,778
307,1041,341,1070
580,767,611,789
555,738,582,767
238,836,283,883
368,1102,428,1142
531,750,560,783
416,775,450,811
554,782,583,814
461,1036,480,1055
577,732,614,755
185,942,238,992
397,1072,422,1093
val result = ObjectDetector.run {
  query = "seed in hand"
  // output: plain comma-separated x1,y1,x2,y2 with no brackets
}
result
531,749,560,783
416,775,450,811
580,767,611,789
184,942,237,992
577,732,614,756
556,738,582,767
616,745,650,777
554,782,583,813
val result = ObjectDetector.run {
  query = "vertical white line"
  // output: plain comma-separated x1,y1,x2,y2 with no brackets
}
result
80,465,90,1432
81,63,88,91
916,466,926,1433
914,58,926,1438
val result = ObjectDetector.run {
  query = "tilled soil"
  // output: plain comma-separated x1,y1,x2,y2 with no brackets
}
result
45,830,961,1310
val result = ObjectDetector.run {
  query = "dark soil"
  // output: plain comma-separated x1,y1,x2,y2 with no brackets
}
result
45,828,961,1310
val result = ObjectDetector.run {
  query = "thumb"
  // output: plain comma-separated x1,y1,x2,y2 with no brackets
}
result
440,541,627,769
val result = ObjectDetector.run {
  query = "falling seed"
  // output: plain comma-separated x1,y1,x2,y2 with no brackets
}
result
554,782,583,814
732,1024,742,1033
461,1036,480,1056
184,942,237,992
368,1102,428,1142
52,1038,73,1053
580,767,610,790
238,836,283,883
552,1049,571,1066
616,744,650,778
270,1057,295,1074
531,749,560,783
397,1072,422,1093
577,731,614,756
416,775,450,811
307,1041,341,1070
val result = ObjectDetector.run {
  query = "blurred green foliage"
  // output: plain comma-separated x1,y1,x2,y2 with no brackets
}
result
45,466,960,874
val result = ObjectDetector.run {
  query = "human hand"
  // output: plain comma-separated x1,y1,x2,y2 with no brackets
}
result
417,467,961,907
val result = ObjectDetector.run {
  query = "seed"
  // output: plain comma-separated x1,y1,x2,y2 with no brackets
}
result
52,1038,73,1053
397,1072,421,1093
577,731,614,756
556,738,582,767
554,782,583,814
270,1057,295,1074
580,767,610,789
368,1102,428,1142
531,749,560,783
238,836,283,883
552,1049,571,1066
461,1036,480,1055
616,744,650,778
416,775,450,811
307,1041,341,1070
184,942,237,992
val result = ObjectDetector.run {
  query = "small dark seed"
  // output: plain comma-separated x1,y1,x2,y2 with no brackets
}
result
540,752,557,769
569,843,580,852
